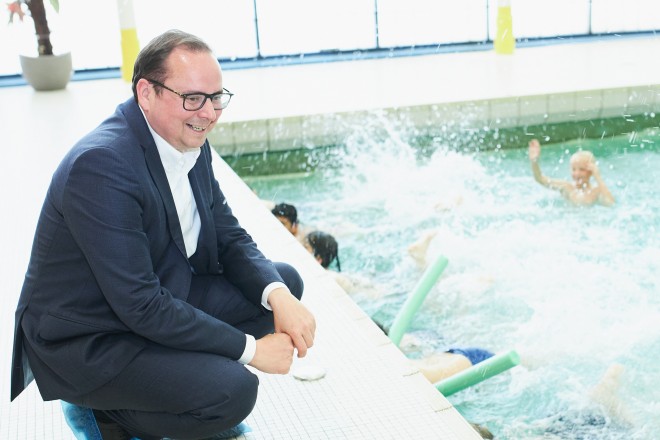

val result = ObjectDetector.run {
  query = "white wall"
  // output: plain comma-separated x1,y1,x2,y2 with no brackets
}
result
1,0,659,76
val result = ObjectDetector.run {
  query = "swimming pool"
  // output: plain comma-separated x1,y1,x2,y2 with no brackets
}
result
244,124,659,439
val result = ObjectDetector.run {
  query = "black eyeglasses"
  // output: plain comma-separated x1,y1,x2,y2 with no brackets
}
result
145,78,233,111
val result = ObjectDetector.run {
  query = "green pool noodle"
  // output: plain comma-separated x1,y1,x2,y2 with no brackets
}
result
435,350,520,396
388,255,449,346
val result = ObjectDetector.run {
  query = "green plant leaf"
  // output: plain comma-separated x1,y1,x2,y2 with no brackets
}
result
49,0,59,13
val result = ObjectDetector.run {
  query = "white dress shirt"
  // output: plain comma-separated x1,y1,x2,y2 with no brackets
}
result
142,112,284,364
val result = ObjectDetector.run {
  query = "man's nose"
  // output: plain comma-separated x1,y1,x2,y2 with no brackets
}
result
199,97,220,117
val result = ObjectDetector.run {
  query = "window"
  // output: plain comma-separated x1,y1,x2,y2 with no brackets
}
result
1,0,658,79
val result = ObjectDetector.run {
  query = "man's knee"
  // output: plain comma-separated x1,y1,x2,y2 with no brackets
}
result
217,369,259,425
191,368,259,438
274,262,303,300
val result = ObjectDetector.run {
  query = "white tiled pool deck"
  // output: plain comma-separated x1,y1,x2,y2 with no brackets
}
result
1,35,660,439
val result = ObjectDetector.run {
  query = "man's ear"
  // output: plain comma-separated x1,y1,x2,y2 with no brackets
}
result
136,78,152,110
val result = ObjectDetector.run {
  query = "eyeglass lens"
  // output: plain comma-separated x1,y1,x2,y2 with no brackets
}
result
183,93,231,111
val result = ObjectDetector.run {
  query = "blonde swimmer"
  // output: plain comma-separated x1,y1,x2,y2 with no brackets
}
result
528,139,615,207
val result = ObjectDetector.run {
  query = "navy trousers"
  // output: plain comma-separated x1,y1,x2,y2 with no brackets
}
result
68,262,303,440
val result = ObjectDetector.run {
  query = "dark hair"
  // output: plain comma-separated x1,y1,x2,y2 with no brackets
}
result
271,203,298,225
305,231,340,271
131,29,213,102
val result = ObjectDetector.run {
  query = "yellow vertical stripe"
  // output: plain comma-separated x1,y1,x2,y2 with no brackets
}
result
495,6,515,54
120,28,140,82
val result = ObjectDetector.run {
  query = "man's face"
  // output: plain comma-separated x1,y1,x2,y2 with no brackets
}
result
139,47,223,151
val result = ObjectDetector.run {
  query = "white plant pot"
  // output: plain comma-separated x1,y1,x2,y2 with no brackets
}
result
19,52,73,91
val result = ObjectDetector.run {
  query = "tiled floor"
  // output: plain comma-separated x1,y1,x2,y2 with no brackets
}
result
1,35,659,439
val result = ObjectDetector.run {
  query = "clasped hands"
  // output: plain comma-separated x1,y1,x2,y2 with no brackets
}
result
249,287,316,374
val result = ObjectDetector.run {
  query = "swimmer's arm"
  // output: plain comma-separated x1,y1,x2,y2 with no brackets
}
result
529,139,569,190
596,180,615,206
530,159,572,192
548,179,574,194
530,159,553,187
529,140,548,186
591,163,615,206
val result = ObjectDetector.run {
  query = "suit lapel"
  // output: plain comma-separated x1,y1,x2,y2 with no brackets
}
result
120,98,210,262
188,146,219,273
143,145,188,259
121,99,187,259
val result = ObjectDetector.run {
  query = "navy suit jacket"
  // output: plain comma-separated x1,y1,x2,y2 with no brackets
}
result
11,98,283,401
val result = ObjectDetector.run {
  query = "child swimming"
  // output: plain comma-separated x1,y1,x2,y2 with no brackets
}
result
528,139,615,207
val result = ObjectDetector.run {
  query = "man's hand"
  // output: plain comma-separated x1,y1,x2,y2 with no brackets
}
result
268,287,316,358
249,333,295,374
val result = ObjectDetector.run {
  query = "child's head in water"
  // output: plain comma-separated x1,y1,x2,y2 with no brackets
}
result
570,150,596,187
304,231,341,271
271,203,298,235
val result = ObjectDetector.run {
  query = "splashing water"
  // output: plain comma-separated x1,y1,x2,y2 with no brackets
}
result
247,124,660,440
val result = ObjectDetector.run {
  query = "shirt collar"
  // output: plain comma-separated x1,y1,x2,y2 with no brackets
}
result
139,107,201,175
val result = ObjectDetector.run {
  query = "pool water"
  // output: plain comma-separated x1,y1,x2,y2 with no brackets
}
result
246,126,660,440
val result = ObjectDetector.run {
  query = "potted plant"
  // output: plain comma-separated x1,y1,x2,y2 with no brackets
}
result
7,0,72,90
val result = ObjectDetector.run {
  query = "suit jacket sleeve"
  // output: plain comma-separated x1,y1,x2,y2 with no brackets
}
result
62,144,247,360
